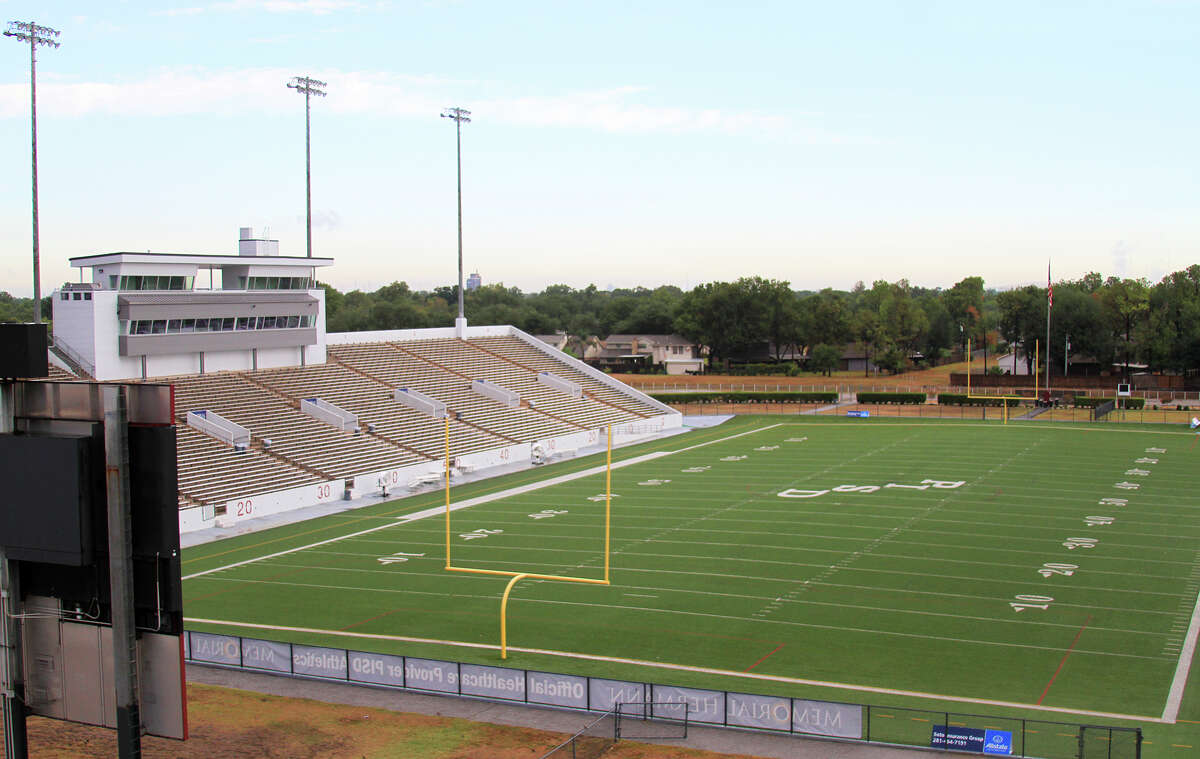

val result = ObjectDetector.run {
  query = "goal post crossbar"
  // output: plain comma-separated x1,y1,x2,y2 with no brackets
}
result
965,338,1039,424
440,418,615,658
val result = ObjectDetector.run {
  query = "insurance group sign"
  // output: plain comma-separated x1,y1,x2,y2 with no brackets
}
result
931,725,1014,755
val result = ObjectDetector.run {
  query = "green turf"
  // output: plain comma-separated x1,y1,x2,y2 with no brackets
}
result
183,416,1200,755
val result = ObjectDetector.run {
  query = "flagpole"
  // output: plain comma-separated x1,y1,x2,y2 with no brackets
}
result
1044,261,1052,404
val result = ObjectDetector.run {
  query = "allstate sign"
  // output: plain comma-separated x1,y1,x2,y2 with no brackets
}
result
983,729,1013,755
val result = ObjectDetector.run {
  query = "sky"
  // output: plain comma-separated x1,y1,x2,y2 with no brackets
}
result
0,1,1196,297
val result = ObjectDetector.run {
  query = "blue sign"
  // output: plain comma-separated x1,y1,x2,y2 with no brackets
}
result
931,726,1013,755
932,725,985,752
846,410,870,418
984,729,1014,755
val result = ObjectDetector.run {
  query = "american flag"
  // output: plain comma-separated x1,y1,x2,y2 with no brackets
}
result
1047,263,1053,309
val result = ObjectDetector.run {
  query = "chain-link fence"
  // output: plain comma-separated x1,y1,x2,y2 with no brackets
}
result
666,400,1198,425
863,705,1141,759
539,709,616,759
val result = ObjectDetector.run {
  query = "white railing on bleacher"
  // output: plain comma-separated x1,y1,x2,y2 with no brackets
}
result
301,397,360,432
394,387,447,418
537,371,583,398
186,409,251,446
471,379,520,408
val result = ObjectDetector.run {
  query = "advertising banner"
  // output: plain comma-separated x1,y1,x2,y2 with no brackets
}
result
651,685,724,724
460,664,526,701
726,692,792,731
589,678,645,711
291,645,347,679
983,729,1014,755
188,632,241,666
792,699,862,739
931,725,1013,755
528,671,589,709
348,651,407,687
241,639,291,673
404,657,458,694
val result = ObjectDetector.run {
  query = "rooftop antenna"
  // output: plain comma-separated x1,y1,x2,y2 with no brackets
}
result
5,20,61,324
287,75,327,259
440,107,471,331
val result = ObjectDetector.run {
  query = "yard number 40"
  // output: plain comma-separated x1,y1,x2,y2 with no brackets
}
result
1010,594,1054,612
1038,562,1077,578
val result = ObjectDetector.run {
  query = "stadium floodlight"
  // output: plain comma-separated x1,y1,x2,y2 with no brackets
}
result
440,107,471,323
5,20,61,324
286,75,327,259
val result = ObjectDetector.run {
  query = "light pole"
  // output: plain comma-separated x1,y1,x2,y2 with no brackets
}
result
287,75,326,259
5,21,60,324
441,107,471,331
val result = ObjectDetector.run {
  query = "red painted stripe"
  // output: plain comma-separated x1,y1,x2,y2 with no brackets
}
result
744,643,785,673
178,633,189,740
1037,615,1092,705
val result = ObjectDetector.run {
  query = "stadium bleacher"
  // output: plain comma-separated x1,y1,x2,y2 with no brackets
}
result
162,331,673,520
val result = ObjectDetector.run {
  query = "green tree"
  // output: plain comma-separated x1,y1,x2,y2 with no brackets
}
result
996,286,1044,374
674,279,768,368
799,289,850,348
1102,277,1150,379
808,343,841,376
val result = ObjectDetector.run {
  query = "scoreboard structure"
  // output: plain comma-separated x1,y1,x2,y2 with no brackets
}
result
1,323,184,759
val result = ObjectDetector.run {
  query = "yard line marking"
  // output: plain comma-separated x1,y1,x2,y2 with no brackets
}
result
623,593,657,598
188,577,1166,660
1037,615,1092,705
185,617,1166,723
249,556,1175,637
1162,576,1200,722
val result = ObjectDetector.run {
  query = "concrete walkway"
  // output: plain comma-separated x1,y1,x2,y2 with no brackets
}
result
188,664,934,759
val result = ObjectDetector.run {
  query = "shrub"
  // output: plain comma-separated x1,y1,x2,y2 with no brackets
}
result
725,363,795,376
937,393,1014,407
856,392,926,405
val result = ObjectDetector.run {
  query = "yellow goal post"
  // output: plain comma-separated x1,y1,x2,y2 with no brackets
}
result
965,339,1040,424
440,418,614,658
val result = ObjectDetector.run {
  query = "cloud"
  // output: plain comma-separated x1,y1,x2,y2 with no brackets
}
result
311,209,343,230
0,66,795,137
1112,240,1130,276
157,0,367,16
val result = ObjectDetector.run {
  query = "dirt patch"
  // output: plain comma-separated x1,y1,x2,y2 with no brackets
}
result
3,683,765,759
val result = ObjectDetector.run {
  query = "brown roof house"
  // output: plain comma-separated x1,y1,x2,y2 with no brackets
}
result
585,334,704,374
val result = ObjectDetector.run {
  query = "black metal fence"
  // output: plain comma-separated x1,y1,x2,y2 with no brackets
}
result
538,709,617,759
185,630,1142,758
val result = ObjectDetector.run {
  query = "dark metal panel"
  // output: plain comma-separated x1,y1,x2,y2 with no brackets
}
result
14,382,173,425
0,435,95,566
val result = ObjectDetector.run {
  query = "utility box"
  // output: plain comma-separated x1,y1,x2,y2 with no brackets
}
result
0,322,49,378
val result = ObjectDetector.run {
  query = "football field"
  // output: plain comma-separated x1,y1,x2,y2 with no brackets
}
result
182,416,1200,742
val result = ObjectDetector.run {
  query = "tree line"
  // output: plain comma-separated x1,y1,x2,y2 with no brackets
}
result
6,264,1198,377
318,265,1200,377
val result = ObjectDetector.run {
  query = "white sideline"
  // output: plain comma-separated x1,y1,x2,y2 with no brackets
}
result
185,617,1164,724
1162,578,1200,723
184,423,781,581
